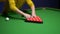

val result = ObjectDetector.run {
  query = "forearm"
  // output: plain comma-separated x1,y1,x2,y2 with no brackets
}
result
16,8,25,15
31,5,36,15
26,0,36,16
10,6,25,15
29,2,36,16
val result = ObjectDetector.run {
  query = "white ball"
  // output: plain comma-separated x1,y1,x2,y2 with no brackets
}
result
6,17,9,20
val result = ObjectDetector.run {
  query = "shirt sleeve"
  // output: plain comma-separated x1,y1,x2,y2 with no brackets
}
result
26,0,34,7
8,0,17,11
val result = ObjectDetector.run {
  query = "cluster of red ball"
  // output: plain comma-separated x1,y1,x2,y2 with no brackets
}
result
26,16,43,23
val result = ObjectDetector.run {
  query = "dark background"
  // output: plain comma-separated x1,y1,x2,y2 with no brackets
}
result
21,0,59,9
0,0,59,13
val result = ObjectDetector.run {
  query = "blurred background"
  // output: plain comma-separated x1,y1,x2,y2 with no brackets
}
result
0,0,59,13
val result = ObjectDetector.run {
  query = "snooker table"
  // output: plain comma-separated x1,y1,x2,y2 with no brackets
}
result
0,8,60,34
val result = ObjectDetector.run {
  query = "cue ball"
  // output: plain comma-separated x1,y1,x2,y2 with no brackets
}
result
6,17,9,20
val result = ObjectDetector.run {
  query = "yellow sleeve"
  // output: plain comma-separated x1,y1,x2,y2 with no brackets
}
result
8,0,17,11
26,0,34,7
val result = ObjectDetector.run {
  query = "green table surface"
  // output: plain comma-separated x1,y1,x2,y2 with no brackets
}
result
0,8,60,34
